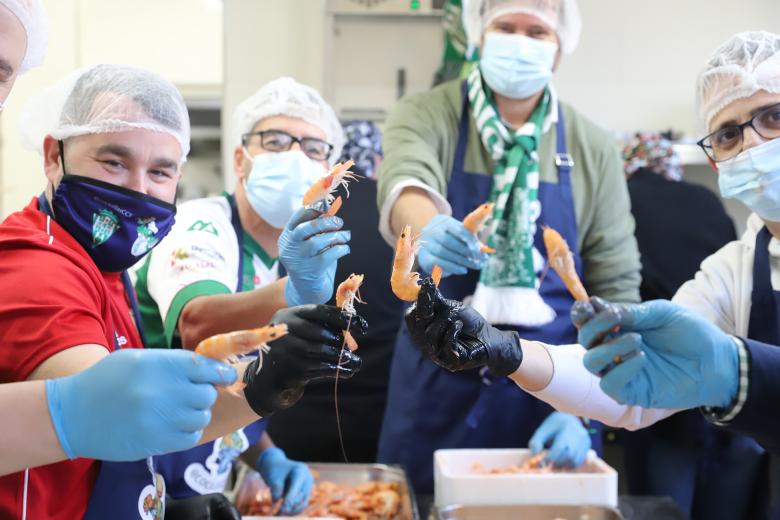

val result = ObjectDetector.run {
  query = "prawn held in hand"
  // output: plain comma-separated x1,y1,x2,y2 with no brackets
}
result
335,273,365,351
462,202,496,253
543,226,588,302
195,324,288,393
302,160,358,216
391,225,442,302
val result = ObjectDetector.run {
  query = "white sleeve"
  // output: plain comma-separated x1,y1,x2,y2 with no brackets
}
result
378,179,452,245
525,344,679,430
672,241,743,336
146,201,240,322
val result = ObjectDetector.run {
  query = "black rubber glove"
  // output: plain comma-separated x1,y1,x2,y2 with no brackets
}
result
405,278,523,376
164,493,240,520
243,304,365,417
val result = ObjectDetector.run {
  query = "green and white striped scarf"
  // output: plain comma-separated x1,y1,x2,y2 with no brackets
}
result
442,0,467,62
466,66,555,325
434,0,476,84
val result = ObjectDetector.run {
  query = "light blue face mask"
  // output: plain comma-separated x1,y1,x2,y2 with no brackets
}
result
243,149,325,229
718,138,780,221
479,32,558,100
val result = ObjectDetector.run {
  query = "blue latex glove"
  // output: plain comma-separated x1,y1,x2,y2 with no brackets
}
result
573,297,739,409
280,207,351,306
528,412,591,468
45,349,236,461
418,214,487,277
256,447,314,515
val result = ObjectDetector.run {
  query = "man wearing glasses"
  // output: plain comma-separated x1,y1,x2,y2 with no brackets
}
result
133,77,353,515
402,28,780,474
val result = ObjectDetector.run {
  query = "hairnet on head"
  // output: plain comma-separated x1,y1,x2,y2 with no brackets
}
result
0,0,48,72
697,30,780,131
233,77,345,165
19,64,191,162
338,120,383,178
462,0,581,55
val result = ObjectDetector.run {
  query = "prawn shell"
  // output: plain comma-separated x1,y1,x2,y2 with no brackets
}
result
391,225,424,301
194,324,289,362
542,226,589,302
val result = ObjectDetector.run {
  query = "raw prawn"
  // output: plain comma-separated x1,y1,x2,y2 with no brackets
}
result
471,451,555,475
302,159,358,217
463,202,496,253
372,489,401,517
334,273,366,462
544,227,620,343
542,226,588,302
521,451,549,470
194,324,288,394
335,273,365,351
390,225,442,302
242,476,403,519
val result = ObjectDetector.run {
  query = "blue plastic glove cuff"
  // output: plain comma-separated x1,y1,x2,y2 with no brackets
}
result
45,377,77,459
255,446,285,469
284,280,305,307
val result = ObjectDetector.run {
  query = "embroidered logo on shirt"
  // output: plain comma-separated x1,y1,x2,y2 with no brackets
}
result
132,218,160,257
91,208,119,247
114,330,128,348
187,220,220,236
184,429,249,495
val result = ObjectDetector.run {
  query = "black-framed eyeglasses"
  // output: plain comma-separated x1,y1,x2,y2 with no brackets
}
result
697,102,780,162
242,129,333,162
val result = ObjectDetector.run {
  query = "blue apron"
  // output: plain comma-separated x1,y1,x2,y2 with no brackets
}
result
154,193,267,500
34,193,165,519
377,86,602,493
79,193,264,518
83,275,166,520
651,225,775,520
651,226,775,520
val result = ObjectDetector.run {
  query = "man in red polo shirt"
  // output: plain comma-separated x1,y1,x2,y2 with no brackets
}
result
0,0,259,483
0,63,363,519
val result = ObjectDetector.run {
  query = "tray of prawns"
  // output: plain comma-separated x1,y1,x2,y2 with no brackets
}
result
232,462,420,520
434,449,617,509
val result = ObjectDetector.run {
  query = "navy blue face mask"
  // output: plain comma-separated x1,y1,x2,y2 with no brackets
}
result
50,143,177,272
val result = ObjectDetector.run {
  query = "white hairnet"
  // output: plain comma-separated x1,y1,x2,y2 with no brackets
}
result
0,0,48,72
696,30,780,130
19,64,191,162
233,77,345,165
462,0,581,55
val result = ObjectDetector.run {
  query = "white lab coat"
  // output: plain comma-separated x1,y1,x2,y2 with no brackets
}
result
524,213,776,429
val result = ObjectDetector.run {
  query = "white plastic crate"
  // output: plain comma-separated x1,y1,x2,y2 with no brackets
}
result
434,448,617,509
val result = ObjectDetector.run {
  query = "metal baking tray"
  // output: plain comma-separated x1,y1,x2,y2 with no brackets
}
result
436,504,624,520
232,462,419,520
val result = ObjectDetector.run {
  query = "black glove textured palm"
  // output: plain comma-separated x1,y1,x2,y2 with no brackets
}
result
243,304,365,417
405,278,523,376
165,493,240,520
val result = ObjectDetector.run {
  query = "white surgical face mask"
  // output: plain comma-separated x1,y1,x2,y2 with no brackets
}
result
718,138,780,221
479,32,557,100
243,149,325,229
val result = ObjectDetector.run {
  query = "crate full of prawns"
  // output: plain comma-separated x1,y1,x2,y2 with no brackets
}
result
232,462,419,520
434,449,617,509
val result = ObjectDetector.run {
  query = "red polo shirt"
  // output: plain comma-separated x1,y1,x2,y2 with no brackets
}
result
0,198,143,519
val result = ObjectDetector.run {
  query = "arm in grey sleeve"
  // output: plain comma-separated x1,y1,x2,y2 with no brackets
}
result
579,143,642,303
